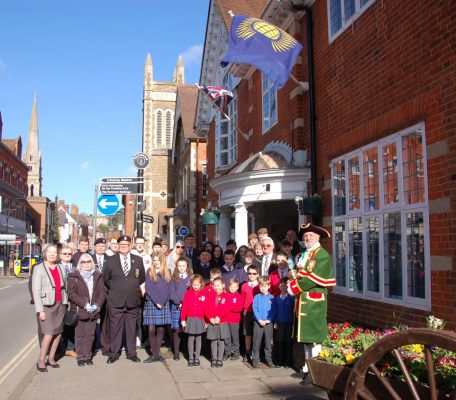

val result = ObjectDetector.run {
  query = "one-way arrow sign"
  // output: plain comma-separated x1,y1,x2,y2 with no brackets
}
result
97,195,120,215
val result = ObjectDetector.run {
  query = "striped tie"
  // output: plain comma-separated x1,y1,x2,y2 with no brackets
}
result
122,256,129,276
97,257,103,272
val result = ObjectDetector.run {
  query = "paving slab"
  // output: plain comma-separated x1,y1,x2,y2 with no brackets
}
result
172,367,219,383
209,363,264,381
260,367,295,377
177,382,211,400
201,379,271,398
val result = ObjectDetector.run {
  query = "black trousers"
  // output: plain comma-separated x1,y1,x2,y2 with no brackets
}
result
224,323,240,357
75,319,97,361
108,305,138,358
252,322,273,364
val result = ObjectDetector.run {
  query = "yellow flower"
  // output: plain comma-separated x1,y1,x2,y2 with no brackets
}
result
345,353,355,364
319,349,330,359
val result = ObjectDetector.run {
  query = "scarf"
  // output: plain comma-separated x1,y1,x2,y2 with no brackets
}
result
80,270,95,302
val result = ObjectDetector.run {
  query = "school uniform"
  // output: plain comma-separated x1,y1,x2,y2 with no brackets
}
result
252,292,276,366
205,292,230,340
181,289,206,364
143,273,171,326
273,293,295,367
224,291,243,359
269,268,289,297
241,281,260,336
169,275,190,330
193,261,213,284
221,265,237,286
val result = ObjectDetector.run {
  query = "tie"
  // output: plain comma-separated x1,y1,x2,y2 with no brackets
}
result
122,256,129,276
262,256,268,275
187,249,192,258
97,257,103,272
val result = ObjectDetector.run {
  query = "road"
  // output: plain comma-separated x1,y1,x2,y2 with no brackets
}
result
0,276,38,399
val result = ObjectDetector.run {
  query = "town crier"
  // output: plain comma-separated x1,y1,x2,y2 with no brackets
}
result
288,223,336,385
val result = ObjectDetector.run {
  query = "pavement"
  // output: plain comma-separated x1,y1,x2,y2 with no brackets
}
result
18,348,328,400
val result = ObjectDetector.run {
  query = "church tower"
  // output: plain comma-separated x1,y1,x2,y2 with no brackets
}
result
141,54,184,250
23,94,42,197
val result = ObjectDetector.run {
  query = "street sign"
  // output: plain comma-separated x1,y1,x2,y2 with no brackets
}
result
14,238,21,246
178,226,189,236
101,177,144,183
134,153,150,169
97,195,120,215
100,183,141,195
142,214,154,224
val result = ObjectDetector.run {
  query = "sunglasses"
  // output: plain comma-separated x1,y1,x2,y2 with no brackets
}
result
248,272,258,275
61,252,72,256
176,246,184,249
81,260,92,264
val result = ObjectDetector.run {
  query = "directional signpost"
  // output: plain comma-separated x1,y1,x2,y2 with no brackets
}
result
97,195,120,215
100,183,140,195
142,214,154,224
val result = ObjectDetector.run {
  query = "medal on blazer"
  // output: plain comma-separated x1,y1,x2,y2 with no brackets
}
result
307,260,316,272
135,269,139,278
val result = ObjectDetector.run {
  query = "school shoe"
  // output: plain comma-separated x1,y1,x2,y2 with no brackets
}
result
230,354,240,361
127,355,141,362
188,359,194,366
173,354,180,361
144,356,160,363
45,361,60,368
77,360,86,367
216,360,223,368
211,360,217,368
222,354,230,361
106,356,119,364
266,361,275,368
194,359,200,366
243,352,252,362
300,374,313,386
85,360,93,366
251,362,260,368
36,363,48,372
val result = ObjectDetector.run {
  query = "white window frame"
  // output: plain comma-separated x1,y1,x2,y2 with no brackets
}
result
262,73,278,133
327,0,376,43
155,109,163,147
215,97,237,170
330,122,431,310
165,110,172,148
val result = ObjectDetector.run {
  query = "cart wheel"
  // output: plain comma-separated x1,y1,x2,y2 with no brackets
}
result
344,328,456,400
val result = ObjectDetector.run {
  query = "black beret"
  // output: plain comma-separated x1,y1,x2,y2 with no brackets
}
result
117,235,132,243
94,238,106,245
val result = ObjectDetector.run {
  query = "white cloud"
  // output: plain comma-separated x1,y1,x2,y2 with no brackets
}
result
180,44,203,66
80,161,90,171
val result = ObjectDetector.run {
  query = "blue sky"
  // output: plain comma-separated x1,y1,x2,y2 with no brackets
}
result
0,0,208,213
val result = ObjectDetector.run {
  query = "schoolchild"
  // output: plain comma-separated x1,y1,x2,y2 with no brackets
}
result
181,274,206,366
252,275,276,368
241,265,260,362
170,257,192,361
223,279,243,361
204,277,230,368
143,253,172,363
273,277,295,368
203,267,222,300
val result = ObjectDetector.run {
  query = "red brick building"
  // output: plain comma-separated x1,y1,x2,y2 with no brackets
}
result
196,0,455,329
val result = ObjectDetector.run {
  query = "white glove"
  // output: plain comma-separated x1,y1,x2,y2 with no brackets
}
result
287,282,294,296
84,303,92,312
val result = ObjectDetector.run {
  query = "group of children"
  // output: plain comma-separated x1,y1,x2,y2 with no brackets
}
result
143,254,295,368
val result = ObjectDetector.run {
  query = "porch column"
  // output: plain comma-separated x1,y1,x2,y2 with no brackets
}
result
234,202,248,247
168,216,175,249
219,208,231,250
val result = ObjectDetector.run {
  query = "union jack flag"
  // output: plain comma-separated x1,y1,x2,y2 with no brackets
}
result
199,85,234,111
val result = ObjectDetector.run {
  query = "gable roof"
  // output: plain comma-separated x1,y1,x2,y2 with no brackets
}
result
177,85,199,139
215,0,269,30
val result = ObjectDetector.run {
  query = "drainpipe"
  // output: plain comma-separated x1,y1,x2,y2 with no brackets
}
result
292,4,317,196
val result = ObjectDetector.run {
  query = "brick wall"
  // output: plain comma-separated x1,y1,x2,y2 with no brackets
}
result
306,0,456,329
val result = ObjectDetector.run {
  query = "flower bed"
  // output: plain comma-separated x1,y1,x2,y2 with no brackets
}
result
315,317,456,395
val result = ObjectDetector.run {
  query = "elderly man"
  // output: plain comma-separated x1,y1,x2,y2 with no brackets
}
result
260,237,277,276
103,235,145,364
288,223,336,385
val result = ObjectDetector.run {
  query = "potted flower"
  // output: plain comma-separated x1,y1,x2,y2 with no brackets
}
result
308,318,456,398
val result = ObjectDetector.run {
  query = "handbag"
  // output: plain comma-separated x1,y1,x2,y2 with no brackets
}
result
64,308,78,327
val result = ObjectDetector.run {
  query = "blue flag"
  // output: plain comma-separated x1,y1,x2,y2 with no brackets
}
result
221,15,302,89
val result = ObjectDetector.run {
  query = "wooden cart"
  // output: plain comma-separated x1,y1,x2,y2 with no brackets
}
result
308,328,456,400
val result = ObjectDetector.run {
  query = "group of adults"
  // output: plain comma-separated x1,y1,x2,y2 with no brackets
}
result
30,223,335,384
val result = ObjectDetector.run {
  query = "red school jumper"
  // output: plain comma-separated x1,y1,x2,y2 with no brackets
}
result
204,292,230,323
225,291,243,324
241,282,260,312
180,289,206,323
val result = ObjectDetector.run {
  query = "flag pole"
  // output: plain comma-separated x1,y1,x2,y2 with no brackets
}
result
195,84,252,141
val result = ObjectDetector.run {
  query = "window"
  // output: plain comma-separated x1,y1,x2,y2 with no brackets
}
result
156,110,162,146
327,0,375,41
166,111,172,148
262,74,277,133
331,124,429,309
202,164,208,198
215,97,237,169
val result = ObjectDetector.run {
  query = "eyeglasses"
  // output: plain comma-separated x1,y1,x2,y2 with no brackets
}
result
61,253,72,256
176,246,184,249
248,272,258,275
81,260,92,264
111,242,118,245
119,243,129,246
136,242,145,245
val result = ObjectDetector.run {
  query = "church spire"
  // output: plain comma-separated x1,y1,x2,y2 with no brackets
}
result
144,53,153,90
24,93,42,197
173,55,184,84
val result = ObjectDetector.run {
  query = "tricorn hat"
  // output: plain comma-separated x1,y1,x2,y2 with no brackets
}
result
298,223,330,240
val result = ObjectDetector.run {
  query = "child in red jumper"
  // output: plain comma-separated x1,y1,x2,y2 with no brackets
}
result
224,278,243,361
204,277,229,368
241,265,260,362
181,274,206,366
202,267,222,300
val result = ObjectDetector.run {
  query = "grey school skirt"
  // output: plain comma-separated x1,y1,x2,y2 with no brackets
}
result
206,322,230,340
39,302,66,335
